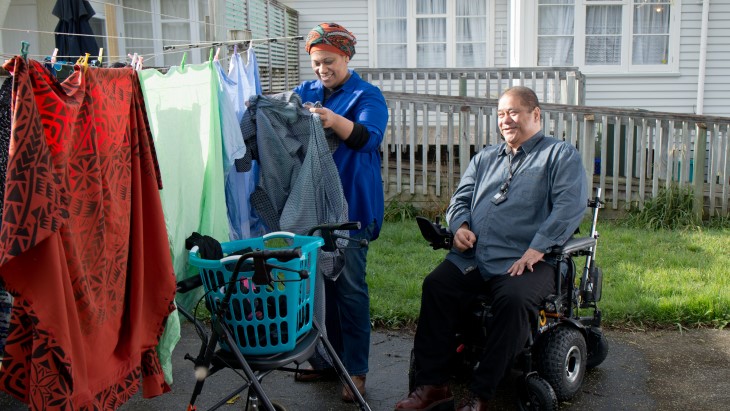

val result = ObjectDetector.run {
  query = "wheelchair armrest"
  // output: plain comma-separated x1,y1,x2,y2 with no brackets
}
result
548,237,596,257
416,216,453,250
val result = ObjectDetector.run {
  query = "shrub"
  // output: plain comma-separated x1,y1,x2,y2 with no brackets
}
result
384,199,420,222
624,184,700,230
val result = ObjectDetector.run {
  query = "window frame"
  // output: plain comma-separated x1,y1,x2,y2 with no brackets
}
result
534,0,680,74
370,0,493,68
117,0,207,67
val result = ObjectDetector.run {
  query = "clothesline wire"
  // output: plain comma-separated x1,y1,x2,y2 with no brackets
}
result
1,43,259,71
0,26,300,63
87,0,234,36
0,27,196,46
162,35,304,51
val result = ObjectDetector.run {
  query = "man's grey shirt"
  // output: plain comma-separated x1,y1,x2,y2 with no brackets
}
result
446,132,587,278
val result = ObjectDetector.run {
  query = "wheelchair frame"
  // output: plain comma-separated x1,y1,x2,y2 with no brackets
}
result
177,223,372,411
413,189,607,409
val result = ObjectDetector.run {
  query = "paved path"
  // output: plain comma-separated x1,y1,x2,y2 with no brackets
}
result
1,323,728,410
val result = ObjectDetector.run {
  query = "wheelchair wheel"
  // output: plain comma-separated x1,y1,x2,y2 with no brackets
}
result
536,326,587,401
516,373,558,411
586,327,609,369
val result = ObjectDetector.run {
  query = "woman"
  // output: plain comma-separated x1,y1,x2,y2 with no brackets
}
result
292,22,388,402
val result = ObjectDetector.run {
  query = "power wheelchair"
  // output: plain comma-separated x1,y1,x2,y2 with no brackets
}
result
176,222,372,411
411,189,608,410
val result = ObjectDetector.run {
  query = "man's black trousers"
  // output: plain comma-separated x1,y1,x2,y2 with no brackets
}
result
413,259,556,400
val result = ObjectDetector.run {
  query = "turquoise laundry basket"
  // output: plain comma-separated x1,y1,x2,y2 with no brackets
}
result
188,232,324,355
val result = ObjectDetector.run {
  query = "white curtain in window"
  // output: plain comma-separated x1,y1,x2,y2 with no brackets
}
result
632,1,670,65
123,0,154,59
456,0,487,67
537,0,574,66
585,5,622,65
417,17,446,67
417,0,446,14
377,0,407,67
416,0,446,68
160,2,190,66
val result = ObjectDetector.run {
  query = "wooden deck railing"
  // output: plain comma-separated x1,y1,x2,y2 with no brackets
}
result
358,67,586,105
380,92,730,217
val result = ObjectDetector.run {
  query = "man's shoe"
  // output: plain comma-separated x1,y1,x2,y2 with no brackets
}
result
393,384,454,411
455,392,489,411
294,366,337,382
341,375,366,402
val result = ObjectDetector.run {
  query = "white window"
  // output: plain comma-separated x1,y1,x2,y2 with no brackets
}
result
374,0,489,68
119,0,208,67
537,0,678,73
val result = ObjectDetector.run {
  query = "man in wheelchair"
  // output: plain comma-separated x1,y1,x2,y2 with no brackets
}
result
394,86,588,411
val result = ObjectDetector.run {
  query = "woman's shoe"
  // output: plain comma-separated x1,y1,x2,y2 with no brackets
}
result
294,366,338,382
341,375,366,402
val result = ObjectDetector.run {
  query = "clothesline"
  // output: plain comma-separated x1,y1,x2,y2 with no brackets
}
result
0,32,301,72
0,27,303,60
86,0,226,33
162,35,305,52
0,27,189,46
0,40,279,74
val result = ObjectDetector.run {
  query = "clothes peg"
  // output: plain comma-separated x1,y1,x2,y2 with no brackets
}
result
20,41,30,61
97,48,104,65
136,56,144,70
214,47,221,62
128,53,138,68
80,53,90,69
180,52,187,70
233,44,238,55
51,48,58,64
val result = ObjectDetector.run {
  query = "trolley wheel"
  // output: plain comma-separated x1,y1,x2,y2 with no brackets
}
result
586,327,609,369
516,373,558,411
408,348,416,393
536,326,587,401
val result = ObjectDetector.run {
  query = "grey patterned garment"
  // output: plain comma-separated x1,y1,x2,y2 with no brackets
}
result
243,92,350,367
246,92,349,250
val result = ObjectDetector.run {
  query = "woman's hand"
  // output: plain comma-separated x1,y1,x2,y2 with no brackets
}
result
309,106,354,141
309,107,339,129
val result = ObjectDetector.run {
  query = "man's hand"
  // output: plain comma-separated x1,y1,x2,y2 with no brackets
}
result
507,248,545,276
453,224,476,252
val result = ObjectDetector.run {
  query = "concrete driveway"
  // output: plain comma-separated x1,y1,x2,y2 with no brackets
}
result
1,323,728,410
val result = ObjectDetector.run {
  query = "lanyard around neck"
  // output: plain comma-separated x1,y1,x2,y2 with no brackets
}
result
499,152,526,194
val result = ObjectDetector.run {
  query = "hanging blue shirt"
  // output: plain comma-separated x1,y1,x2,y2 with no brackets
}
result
294,70,389,240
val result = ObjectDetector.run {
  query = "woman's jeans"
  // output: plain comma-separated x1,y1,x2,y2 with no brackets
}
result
324,222,374,376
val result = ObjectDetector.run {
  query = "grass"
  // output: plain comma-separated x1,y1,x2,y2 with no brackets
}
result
367,218,730,330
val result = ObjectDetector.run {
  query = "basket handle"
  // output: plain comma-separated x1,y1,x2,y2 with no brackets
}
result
263,231,296,240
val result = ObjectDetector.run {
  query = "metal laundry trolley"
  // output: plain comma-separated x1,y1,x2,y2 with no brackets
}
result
177,222,371,411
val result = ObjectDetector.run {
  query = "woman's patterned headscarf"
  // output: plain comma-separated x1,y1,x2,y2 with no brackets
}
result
305,23,357,58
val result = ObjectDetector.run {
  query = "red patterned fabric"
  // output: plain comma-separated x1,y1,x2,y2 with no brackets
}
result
305,22,357,58
0,57,175,410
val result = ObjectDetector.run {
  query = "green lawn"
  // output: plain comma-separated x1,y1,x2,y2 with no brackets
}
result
367,219,730,330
